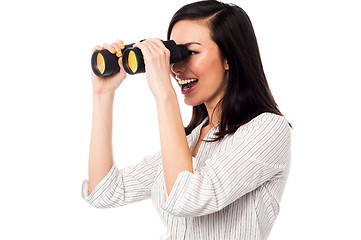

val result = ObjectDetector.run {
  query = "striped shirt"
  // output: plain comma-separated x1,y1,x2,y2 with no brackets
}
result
82,112,291,239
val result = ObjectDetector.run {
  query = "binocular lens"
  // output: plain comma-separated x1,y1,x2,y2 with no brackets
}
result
122,48,145,74
91,50,120,77
128,50,138,74
96,53,106,75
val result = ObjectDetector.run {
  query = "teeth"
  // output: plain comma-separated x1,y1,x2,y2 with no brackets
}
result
175,75,198,85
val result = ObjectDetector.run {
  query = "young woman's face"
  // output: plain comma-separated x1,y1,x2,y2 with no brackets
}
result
170,20,228,108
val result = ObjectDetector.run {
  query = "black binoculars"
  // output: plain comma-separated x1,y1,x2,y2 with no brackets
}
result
91,40,190,76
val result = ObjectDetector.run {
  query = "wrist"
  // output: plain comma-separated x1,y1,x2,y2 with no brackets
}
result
92,92,115,107
93,91,115,99
154,92,180,118
153,88,177,104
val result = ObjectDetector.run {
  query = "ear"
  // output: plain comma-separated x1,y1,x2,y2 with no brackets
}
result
223,59,229,71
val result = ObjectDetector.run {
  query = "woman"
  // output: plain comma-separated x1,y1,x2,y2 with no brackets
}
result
82,1,291,239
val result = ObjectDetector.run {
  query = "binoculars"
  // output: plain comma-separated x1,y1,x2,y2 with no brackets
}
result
91,40,190,76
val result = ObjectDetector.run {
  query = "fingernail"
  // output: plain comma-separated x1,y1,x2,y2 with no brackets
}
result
120,44,125,49
111,48,116,53
116,51,122,57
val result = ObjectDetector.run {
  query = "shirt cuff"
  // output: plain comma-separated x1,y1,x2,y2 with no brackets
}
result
160,169,194,216
81,164,117,205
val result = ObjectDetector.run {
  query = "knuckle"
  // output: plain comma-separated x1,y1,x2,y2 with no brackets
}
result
149,54,158,61
161,48,170,55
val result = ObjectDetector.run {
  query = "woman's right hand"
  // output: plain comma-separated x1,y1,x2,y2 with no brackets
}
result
91,39,127,95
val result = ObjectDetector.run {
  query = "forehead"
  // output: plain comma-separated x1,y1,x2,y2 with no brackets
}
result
170,20,212,45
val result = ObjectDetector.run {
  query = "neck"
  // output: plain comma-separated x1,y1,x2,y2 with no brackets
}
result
205,102,221,127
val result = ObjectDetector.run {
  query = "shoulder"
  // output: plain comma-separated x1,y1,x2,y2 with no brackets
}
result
249,112,287,123
234,112,291,140
228,112,291,164
245,112,289,129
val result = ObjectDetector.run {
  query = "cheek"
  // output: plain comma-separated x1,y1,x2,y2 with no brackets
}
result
191,54,224,81
190,56,212,76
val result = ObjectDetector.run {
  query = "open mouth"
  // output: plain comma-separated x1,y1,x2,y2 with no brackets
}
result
175,75,199,92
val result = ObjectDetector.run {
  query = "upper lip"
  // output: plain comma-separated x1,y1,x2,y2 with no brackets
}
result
175,75,197,81
174,75,199,86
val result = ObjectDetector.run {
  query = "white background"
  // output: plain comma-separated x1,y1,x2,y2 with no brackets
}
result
1,0,360,239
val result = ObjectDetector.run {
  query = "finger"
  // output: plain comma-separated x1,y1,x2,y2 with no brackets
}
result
144,39,167,59
133,41,153,62
143,40,160,54
102,43,117,54
147,38,165,49
146,38,170,60
115,39,125,50
109,43,122,58
111,40,126,57
114,40,126,68
101,43,120,59
92,45,104,52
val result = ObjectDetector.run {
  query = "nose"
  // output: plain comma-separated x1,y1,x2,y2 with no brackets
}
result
171,60,187,75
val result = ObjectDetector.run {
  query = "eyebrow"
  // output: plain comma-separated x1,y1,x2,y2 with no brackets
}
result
185,42,202,46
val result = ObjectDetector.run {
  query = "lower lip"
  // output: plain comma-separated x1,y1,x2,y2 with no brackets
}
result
181,82,198,95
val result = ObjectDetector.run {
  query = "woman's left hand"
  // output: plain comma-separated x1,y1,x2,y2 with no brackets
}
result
133,39,175,100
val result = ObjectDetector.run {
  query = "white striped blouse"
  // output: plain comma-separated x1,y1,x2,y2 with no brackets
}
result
82,112,291,240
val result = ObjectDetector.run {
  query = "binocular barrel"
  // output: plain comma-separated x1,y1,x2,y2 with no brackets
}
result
91,40,190,77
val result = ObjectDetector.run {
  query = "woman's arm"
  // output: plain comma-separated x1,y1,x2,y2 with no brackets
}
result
88,40,127,194
133,39,194,196
88,92,115,194
155,93,193,195
83,150,162,208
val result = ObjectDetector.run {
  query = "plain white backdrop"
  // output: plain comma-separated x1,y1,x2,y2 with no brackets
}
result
1,0,360,239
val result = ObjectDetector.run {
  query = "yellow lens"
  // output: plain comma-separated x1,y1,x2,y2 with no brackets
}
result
128,50,138,73
96,53,105,74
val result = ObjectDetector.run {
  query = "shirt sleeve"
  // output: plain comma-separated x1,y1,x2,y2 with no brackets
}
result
159,114,291,217
82,151,162,208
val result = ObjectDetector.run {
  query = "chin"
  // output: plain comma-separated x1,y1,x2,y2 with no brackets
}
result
184,97,202,107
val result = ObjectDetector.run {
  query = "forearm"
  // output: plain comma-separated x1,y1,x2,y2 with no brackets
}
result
88,93,115,194
155,93,193,195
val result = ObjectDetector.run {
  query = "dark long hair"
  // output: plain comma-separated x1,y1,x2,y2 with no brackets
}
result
167,0,287,141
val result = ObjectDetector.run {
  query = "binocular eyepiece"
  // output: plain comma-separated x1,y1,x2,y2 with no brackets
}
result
91,40,190,77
